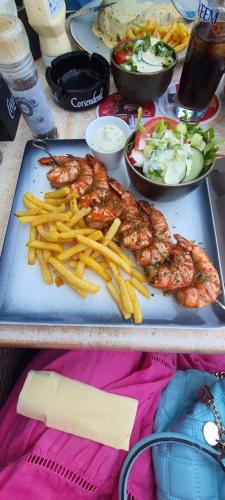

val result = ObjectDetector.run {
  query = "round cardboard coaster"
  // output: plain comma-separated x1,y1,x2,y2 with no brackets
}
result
158,82,221,125
96,92,158,129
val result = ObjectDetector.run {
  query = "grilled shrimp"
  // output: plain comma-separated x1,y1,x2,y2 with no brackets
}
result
70,157,94,196
138,201,171,242
135,201,172,271
136,240,172,267
44,155,94,194
85,190,123,229
46,156,81,188
78,156,110,207
175,236,221,308
38,155,74,167
109,179,152,250
150,235,195,290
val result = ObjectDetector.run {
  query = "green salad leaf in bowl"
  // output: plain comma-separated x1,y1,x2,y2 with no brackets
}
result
128,109,222,185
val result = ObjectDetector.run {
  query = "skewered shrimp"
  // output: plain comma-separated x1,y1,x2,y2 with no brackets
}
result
109,179,152,250
78,156,110,207
150,235,195,290
40,155,94,195
38,155,74,167
70,157,94,196
138,201,171,242
136,201,172,271
175,236,221,308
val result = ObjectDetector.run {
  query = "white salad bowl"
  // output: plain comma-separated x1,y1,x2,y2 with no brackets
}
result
85,116,131,170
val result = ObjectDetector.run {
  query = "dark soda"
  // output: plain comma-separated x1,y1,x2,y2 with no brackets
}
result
177,21,225,111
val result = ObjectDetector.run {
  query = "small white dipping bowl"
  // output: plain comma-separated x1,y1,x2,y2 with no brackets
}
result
85,116,131,170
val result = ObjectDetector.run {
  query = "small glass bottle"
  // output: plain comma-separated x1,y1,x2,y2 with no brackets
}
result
0,15,57,139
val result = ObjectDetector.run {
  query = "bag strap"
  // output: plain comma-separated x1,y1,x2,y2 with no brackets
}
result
118,431,224,500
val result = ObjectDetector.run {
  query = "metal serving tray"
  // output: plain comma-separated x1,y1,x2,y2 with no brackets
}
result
0,140,224,328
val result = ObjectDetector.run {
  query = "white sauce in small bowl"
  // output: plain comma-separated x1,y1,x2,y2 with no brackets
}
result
92,124,126,152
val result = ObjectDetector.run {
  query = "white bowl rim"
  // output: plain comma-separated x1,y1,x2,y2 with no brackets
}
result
85,116,131,154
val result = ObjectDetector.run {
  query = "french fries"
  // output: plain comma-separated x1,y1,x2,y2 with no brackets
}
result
126,281,142,325
17,188,152,324
126,19,191,53
28,226,37,265
75,235,131,274
49,257,100,294
36,250,53,285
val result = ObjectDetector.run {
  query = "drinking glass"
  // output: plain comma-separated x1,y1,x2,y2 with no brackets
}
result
175,0,225,121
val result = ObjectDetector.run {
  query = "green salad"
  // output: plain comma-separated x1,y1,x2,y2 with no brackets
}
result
129,111,221,185
113,34,175,73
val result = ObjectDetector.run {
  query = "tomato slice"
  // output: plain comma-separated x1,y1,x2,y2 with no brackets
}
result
114,51,129,64
113,39,133,65
134,116,178,149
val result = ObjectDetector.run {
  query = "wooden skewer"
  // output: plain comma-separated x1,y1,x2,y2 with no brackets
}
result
215,299,225,311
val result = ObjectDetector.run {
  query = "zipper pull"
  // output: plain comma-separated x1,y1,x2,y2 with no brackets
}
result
198,385,214,405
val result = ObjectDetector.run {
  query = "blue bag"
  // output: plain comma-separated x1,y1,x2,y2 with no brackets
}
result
119,370,225,500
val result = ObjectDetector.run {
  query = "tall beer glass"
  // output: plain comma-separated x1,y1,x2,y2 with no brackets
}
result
175,0,225,121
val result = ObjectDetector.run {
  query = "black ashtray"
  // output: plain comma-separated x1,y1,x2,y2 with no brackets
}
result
46,51,110,111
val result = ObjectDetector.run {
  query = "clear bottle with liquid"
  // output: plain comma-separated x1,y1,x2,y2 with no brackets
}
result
0,15,57,139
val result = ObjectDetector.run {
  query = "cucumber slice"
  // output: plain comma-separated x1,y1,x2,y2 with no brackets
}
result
141,51,163,67
164,160,187,185
182,147,204,183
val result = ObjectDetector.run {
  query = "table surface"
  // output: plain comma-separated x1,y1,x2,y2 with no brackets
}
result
1,54,225,353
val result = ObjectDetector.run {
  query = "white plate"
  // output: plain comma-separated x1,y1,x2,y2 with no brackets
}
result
69,0,189,63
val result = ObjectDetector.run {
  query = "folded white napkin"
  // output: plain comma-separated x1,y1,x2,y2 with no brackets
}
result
17,370,138,450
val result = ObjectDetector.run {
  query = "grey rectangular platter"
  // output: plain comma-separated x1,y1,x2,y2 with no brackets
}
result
0,139,225,328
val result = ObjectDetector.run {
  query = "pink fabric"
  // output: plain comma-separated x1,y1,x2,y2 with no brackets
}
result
0,349,225,500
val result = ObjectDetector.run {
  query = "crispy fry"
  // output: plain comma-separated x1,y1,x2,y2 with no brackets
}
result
15,209,43,217
57,228,94,240
58,230,103,261
78,218,86,228
48,257,100,293
75,260,85,278
102,218,121,246
106,282,131,320
23,196,47,213
44,187,71,199
108,241,133,267
37,225,59,242
30,213,70,226
24,192,59,212
19,213,70,225
70,197,78,214
109,262,133,313
68,260,79,270
80,254,112,281
69,283,87,299
76,235,132,274
43,250,52,263
28,226,37,265
175,38,190,53
55,275,64,287
27,241,63,253
67,207,91,228
55,221,71,232
126,281,142,324
131,267,147,282
130,276,150,298
36,250,53,285
43,193,77,206
55,268,87,297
